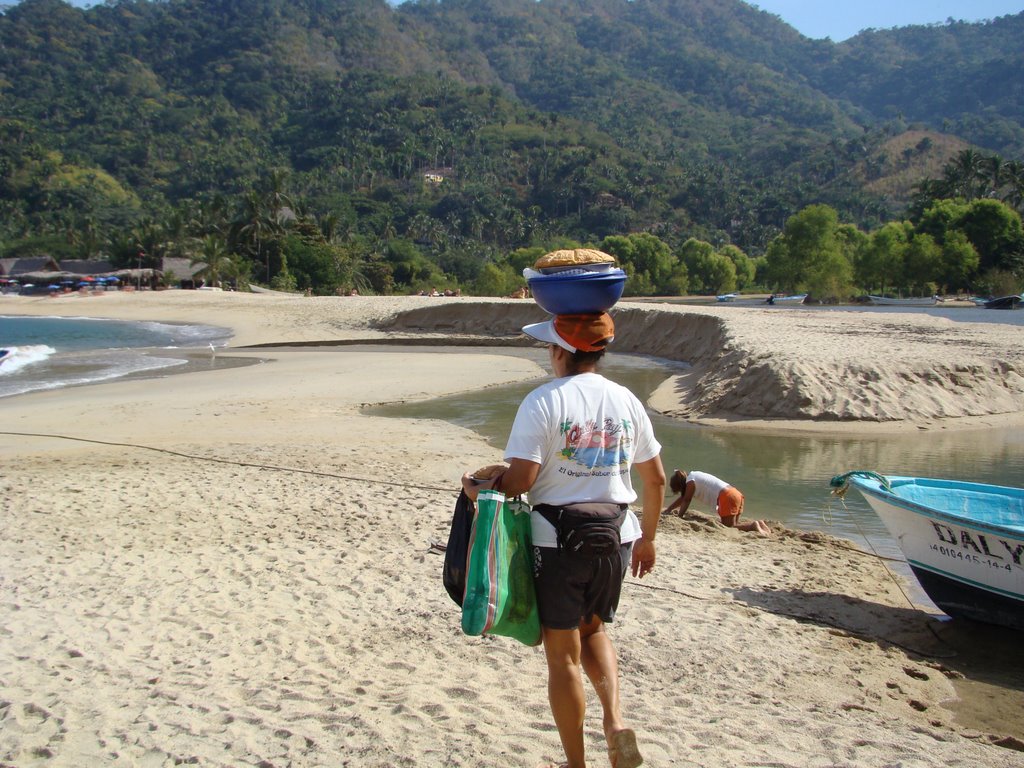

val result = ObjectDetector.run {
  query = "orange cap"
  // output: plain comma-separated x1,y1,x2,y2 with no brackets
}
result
522,312,615,353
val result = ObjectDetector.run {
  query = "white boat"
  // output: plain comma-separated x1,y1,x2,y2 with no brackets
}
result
867,295,938,306
765,293,807,304
832,472,1024,631
716,293,737,302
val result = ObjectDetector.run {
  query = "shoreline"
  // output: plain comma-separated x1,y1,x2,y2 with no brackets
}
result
4,291,1024,431
2,291,1024,766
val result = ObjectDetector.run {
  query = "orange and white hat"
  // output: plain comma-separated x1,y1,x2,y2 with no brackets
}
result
522,312,615,353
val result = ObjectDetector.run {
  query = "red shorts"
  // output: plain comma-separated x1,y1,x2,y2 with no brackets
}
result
717,486,744,518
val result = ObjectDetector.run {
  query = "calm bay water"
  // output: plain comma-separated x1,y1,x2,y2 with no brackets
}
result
0,315,234,399
370,345,1024,563
7,306,1024,556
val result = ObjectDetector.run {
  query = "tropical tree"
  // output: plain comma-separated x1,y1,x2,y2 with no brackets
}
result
230,190,273,282
719,244,755,290
763,205,855,299
680,238,736,294
956,198,1024,275
902,233,941,294
938,231,979,293
601,232,673,295
857,222,909,294
473,262,519,296
945,149,985,199
192,234,232,287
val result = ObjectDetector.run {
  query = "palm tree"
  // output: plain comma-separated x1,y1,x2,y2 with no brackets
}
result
259,169,294,219
946,149,985,199
319,212,341,244
230,190,274,282
192,235,231,287
983,155,1006,197
1002,161,1024,212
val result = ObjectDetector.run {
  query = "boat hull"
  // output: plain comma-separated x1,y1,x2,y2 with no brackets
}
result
850,475,1024,631
867,295,937,306
765,293,807,305
983,295,1022,310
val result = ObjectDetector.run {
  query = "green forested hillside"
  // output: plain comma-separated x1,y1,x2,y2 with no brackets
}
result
815,15,1024,155
0,0,1021,296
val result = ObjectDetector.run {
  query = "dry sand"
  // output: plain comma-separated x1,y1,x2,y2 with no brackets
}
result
1,291,1023,767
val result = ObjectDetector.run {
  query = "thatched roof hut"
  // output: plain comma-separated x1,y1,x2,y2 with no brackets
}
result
0,256,60,277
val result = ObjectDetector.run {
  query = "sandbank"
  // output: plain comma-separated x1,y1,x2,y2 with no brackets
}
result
6,290,1024,431
1,291,1023,767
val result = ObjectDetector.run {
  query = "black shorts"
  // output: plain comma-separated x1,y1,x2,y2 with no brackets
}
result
532,542,633,630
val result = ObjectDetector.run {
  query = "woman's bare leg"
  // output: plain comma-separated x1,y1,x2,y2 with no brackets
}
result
542,626,588,768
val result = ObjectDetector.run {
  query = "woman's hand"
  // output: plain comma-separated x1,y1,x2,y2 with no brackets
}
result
461,471,496,501
631,537,656,579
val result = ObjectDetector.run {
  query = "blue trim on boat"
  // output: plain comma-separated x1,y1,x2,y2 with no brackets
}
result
850,476,1024,537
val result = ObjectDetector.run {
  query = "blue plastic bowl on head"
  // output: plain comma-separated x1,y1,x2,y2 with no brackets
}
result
527,269,627,314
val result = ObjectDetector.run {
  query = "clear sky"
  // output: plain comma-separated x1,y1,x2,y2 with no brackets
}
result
749,1,1024,41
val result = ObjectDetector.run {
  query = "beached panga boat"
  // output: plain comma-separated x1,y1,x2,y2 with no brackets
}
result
764,293,807,304
831,471,1024,632
982,294,1023,310
867,295,938,307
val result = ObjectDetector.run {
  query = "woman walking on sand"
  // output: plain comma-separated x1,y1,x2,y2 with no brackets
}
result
463,312,664,768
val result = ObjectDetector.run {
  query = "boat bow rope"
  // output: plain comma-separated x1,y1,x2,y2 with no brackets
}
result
829,470,892,498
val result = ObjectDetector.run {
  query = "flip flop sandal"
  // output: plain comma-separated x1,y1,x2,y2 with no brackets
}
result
609,729,643,768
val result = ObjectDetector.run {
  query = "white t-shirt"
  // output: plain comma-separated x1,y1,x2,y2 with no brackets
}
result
688,470,730,511
504,372,662,547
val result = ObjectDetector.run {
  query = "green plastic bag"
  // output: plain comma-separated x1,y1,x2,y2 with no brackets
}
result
461,489,542,646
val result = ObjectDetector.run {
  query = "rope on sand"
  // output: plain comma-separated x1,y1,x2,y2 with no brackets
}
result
823,468,929,630
0,430,458,494
5,432,959,659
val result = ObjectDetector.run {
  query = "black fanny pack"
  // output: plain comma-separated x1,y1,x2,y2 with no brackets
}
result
535,502,627,558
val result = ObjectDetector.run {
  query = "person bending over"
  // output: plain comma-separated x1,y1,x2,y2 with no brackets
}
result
666,469,770,536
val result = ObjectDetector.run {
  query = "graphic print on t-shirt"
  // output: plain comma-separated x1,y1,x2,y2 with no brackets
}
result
559,417,633,471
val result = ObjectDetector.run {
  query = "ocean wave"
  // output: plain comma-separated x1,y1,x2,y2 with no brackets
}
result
0,344,57,375
0,351,188,398
137,320,233,347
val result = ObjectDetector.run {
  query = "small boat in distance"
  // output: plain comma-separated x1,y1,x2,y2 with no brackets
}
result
832,472,1024,632
716,293,738,302
867,295,938,307
982,294,1022,310
765,293,807,305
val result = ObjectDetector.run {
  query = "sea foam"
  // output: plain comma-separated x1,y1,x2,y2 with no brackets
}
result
0,344,57,375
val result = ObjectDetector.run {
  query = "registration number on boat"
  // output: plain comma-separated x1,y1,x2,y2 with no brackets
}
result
930,543,1013,571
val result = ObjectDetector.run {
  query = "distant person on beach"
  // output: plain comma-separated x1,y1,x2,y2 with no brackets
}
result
462,311,663,768
665,469,770,535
